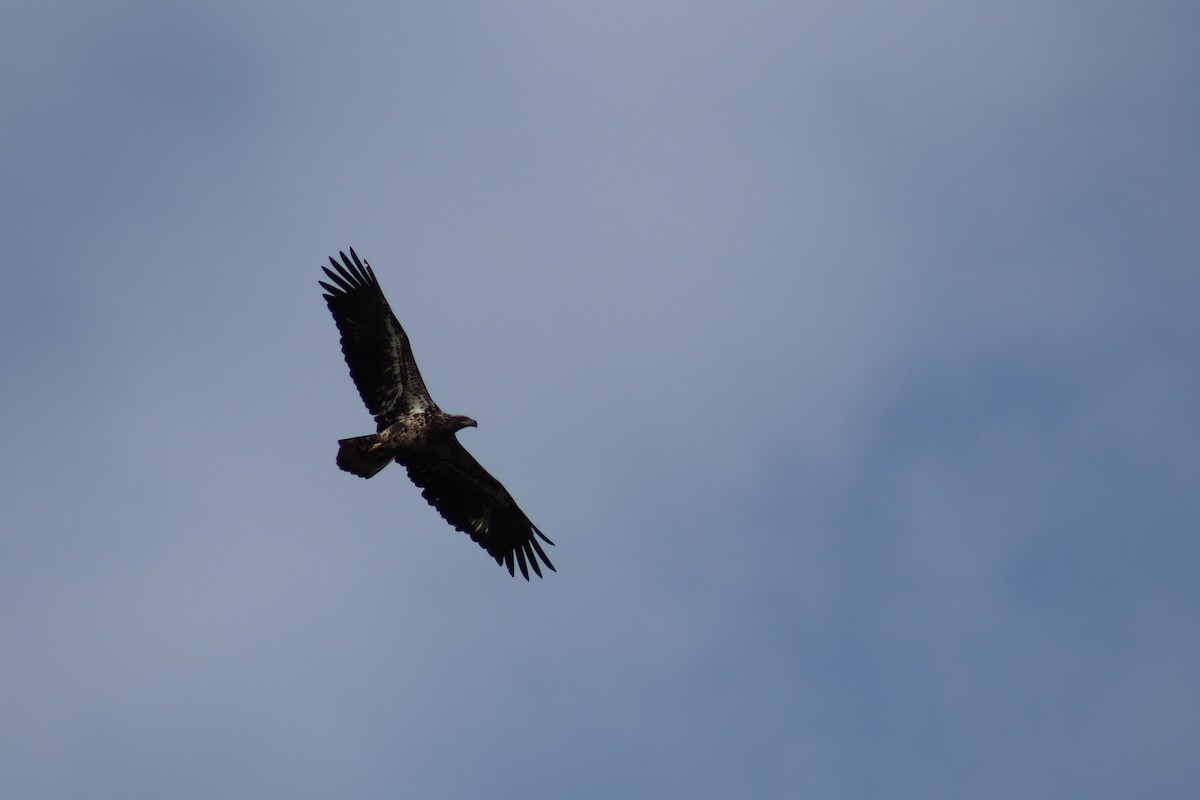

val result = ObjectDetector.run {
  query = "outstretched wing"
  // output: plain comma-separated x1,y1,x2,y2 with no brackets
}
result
403,441,556,580
320,249,435,428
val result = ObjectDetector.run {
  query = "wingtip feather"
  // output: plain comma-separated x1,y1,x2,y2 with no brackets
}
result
532,525,555,547
348,247,378,285
529,536,555,572
526,544,544,578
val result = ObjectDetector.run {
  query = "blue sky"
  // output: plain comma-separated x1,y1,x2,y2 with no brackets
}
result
2,2,1198,798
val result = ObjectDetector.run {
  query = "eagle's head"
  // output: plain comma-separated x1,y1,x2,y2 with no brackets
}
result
451,415,478,432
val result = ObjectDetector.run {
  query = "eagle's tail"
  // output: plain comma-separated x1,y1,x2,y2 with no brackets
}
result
336,434,393,479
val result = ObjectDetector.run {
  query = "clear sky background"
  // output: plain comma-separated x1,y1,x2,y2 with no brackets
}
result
2,2,1197,798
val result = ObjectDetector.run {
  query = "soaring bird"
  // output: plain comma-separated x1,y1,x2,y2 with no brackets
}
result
319,248,555,579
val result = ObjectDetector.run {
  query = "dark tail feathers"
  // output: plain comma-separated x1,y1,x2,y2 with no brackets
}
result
336,434,393,478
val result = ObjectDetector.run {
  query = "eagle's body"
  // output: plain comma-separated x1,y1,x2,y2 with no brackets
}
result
320,249,555,579
334,409,476,479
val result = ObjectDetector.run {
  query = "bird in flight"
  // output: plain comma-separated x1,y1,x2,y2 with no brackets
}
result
319,248,555,579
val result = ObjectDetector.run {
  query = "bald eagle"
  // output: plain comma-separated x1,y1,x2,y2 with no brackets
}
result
320,249,555,579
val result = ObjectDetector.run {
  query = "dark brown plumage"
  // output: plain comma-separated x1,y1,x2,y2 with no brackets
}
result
320,248,555,579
